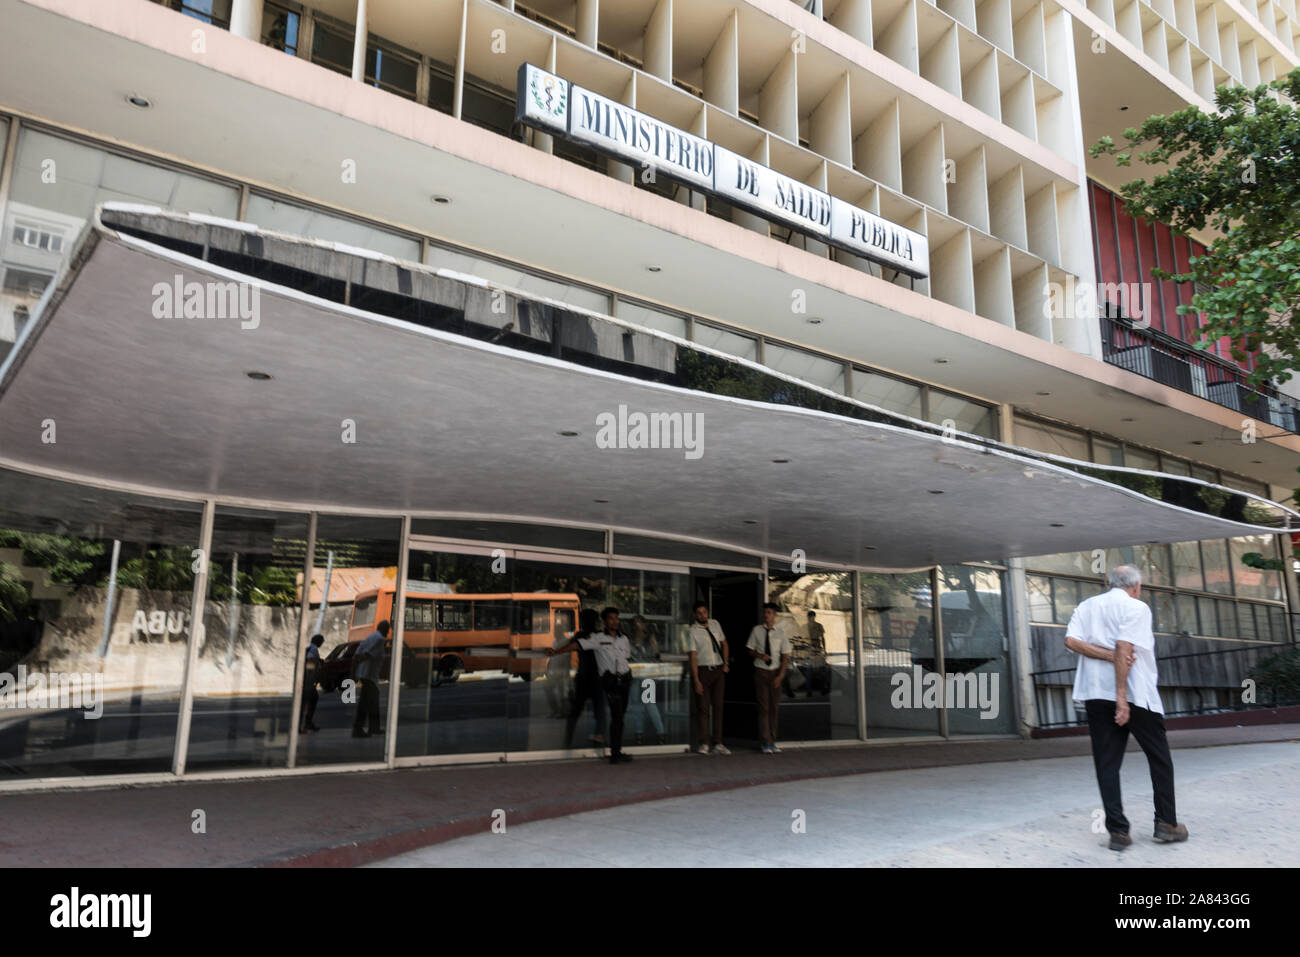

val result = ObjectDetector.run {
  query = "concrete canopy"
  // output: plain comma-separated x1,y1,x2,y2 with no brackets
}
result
0,214,1292,570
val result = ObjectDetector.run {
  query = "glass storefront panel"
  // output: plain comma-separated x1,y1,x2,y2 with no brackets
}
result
861,572,939,737
1026,575,1053,622
0,470,202,778
693,321,758,361
765,565,857,741
424,243,612,313
186,508,308,771
608,565,691,747
1024,551,1093,577
410,519,605,554
295,516,402,766
939,566,1014,734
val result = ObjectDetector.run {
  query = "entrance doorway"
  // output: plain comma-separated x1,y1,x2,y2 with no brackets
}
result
692,571,762,748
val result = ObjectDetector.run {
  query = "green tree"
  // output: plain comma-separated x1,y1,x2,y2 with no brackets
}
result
1092,69,1300,574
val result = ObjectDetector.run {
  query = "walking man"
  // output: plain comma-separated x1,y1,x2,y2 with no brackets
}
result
299,633,324,733
688,601,729,754
352,619,388,738
747,602,791,753
551,607,633,764
1065,565,1188,850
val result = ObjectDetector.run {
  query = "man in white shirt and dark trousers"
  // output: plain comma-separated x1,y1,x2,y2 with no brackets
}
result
688,602,730,755
747,602,792,754
551,607,634,764
1065,564,1188,850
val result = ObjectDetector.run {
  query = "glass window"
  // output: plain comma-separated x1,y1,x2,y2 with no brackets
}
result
1153,591,1176,634
693,322,758,361
474,601,511,631
1172,541,1204,591
261,2,300,54
188,507,309,772
1092,438,1123,466
244,194,422,261
1175,593,1198,634
1200,539,1233,595
411,519,606,554
1124,446,1159,471
429,61,455,115
1012,416,1089,460
437,600,473,631
1052,578,1083,625
310,22,354,77
352,594,377,628
1228,535,1283,601
0,468,204,779
1221,600,1246,639
615,299,688,338
855,369,923,419
1196,596,1220,636
929,390,996,438
1026,575,1053,622
861,572,939,738
612,534,760,568
157,0,232,27
404,598,434,631
424,244,611,313
462,76,517,138
1025,551,1094,577
764,342,845,393
1136,543,1172,587
366,44,419,100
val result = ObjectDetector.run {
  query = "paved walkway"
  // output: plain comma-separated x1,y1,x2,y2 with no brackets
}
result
0,724,1295,867
372,741,1300,867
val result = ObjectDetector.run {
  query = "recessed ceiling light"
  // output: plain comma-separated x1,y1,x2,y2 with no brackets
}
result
127,94,152,108
430,195,451,205
594,498,609,504
863,545,877,550
1121,417,1135,422
806,317,823,325
646,265,662,272
1251,459,1263,464
1119,105,1130,111
1190,440,1204,445
1051,522,1065,527
772,458,790,464
1036,391,1051,396
928,489,945,495
743,519,758,525
557,430,580,437
246,371,272,380
934,358,949,364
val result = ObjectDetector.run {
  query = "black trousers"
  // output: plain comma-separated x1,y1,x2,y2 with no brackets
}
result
602,672,633,756
1084,698,1177,835
565,677,607,748
353,678,381,734
299,686,319,730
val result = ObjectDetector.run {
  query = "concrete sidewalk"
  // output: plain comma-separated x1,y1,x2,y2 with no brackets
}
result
1,723,1296,867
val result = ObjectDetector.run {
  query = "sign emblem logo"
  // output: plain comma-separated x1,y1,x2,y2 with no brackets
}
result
530,71,567,122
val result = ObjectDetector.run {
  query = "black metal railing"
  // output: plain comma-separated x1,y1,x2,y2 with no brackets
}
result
1032,634,1300,728
1101,316,1300,434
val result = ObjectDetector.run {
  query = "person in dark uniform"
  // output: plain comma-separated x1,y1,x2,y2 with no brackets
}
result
551,609,604,750
299,633,324,732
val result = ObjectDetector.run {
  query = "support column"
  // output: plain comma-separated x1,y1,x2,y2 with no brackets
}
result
999,405,1039,736
351,0,368,82
230,0,265,41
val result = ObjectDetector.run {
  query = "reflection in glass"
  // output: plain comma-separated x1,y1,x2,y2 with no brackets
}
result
765,567,857,740
187,508,308,771
0,469,202,777
295,516,401,766
938,566,1014,734
861,572,938,737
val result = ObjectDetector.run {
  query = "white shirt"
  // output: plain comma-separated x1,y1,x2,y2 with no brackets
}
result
578,631,630,676
1067,588,1162,714
688,619,727,667
746,624,792,671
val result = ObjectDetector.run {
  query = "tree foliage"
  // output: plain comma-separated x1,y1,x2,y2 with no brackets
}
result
1090,69,1300,388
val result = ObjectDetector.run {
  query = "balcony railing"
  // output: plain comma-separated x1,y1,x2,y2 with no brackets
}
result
1101,316,1300,435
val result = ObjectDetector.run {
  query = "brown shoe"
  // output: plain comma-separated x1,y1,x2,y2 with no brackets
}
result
1153,820,1189,843
1108,831,1132,851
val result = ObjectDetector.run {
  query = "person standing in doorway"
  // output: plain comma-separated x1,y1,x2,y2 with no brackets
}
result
351,619,388,738
550,608,607,752
1065,564,1187,851
747,602,791,753
687,601,729,754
